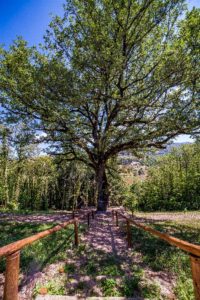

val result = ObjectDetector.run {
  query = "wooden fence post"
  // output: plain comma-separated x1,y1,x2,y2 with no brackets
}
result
116,211,118,227
112,210,114,220
92,211,95,219
190,254,200,300
72,210,75,219
87,213,90,228
3,251,20,300
126,220,131,248
74,220,79,247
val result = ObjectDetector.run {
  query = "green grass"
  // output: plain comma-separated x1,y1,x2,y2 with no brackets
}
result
33,279,66,296
83,252,124,277
101,278,122,297
0,221,85,276
122,276,140,297
72,247,147,298
1,211,198,299
140,281,161,300
126,218,199,300
62,240,164,298
64,263,76,273
100,254,124,276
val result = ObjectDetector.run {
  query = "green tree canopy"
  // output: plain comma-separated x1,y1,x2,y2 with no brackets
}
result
0,1,199,210
135,142,200,211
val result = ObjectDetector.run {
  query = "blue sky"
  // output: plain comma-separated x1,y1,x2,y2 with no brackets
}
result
0,0,64,48
0,0,199,143
1,0,199,48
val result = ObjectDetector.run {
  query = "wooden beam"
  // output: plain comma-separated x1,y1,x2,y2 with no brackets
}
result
190,255,200,300
3,251,20,300
0,219,74,257
74,219,79,247
118,212,200,257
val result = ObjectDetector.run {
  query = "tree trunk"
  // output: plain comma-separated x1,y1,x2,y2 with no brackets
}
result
2,129,9,207
96,163,109,211
3,160,9,207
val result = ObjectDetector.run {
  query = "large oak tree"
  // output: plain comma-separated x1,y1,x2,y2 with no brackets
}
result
0,1,199,210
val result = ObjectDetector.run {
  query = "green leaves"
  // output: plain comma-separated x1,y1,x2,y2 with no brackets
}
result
135,143,200,211
0,1,199,209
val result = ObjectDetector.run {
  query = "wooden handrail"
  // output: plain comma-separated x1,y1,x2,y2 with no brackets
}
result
0,219,75,258
118,211,200,257
0,209,95,300
113,209,200,300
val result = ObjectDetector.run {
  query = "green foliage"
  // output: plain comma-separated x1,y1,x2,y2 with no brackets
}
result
64,263,76,274
124,189,138,214
0,1,199,210
175,275,194,300
101,264,123,276
76,243,87,254
86,261,97,275
141,282,161,299
0,124,96,210
134,143,200,211
76,281,85,291
101,278,121,297
34,280,66,296
6,202,19,210
122,276,140,297
100,255,124,276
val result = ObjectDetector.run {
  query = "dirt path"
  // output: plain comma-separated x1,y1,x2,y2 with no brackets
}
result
18,211,176,300
0,212,72,224
82,212,129,255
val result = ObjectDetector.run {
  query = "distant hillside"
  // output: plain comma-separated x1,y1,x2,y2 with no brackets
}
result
118,142,192,186
154,142,192,156
119,142,192,164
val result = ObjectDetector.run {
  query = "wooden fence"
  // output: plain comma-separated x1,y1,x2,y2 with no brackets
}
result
1,208,199,299
113,209,200,300
0,210,94,300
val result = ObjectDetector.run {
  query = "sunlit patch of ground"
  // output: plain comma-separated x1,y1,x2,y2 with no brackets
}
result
134,211,200,228
0,210,72,223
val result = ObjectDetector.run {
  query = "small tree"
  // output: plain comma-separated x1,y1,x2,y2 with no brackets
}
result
124,191,138,216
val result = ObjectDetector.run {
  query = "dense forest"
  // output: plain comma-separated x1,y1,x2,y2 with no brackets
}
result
0,123,126,210
130,142,200,211
1,121,199,212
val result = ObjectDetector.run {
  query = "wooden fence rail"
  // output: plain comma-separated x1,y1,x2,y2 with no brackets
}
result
113,210,200,300
0,210,94,300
